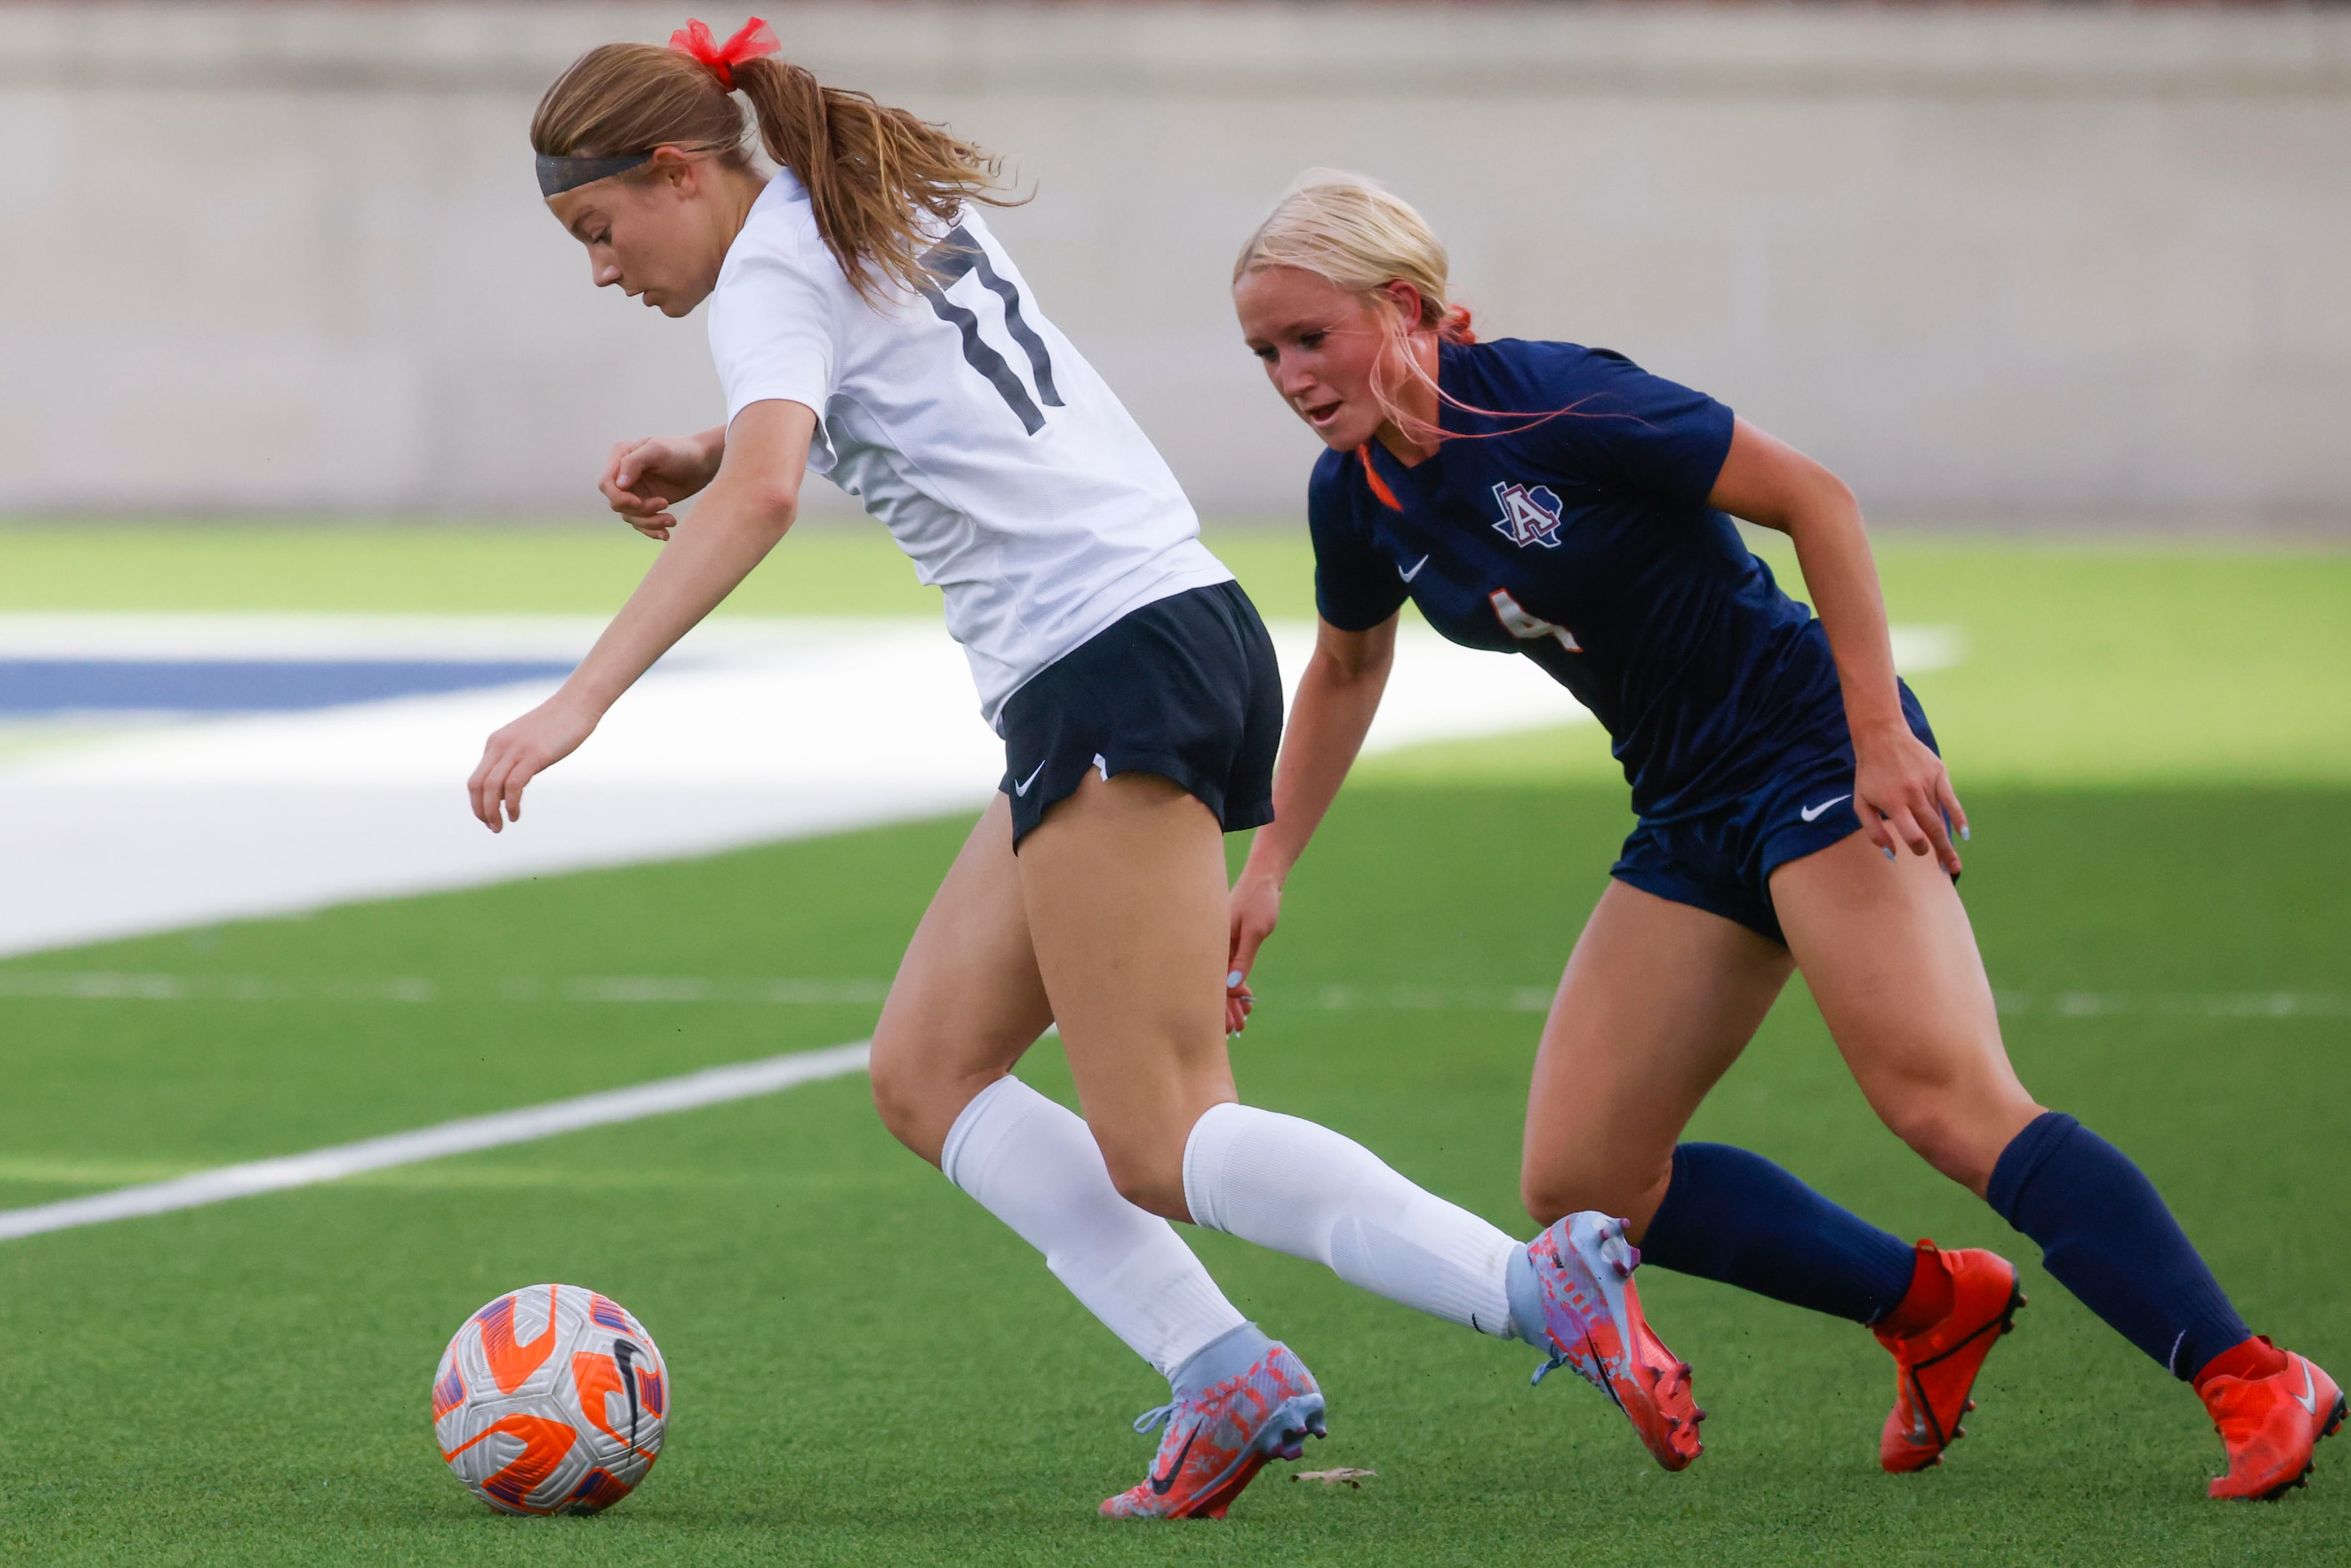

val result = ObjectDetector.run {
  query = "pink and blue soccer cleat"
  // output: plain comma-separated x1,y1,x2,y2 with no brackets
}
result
1509,1211,1705,1471
1100,1328,1327,1520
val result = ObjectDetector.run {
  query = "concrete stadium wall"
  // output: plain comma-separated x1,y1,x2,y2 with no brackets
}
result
3,3,2347,526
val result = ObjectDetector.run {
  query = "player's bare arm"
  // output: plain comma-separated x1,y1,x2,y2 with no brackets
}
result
1708,419,1965,873
468,398,813,831
1226,612,1396,1032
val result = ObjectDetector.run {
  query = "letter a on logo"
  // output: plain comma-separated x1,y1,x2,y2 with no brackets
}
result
1491,483,1566,549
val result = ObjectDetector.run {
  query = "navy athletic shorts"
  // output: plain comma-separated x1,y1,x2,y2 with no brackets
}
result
1610,682,1942,946
998,579,1283,850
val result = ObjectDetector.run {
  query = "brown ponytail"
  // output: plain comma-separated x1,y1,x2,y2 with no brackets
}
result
531,38,1014,304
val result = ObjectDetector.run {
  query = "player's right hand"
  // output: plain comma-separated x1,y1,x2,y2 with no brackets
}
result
600,432,722,541
1853,718,1966,876
468,695,599,832
1225,872,1282,1035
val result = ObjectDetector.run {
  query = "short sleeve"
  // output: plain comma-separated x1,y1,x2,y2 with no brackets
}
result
1534,348,1734,505
706,249,837,427
1307,452,1409,632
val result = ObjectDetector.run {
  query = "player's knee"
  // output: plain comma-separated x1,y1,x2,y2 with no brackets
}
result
1879,1095,2008,1193
1888,1109,1967,1180
1095,1134,1189,1222
863,1042,931,1154
1519,1186,1565,1228
865,1024,965,1161
1521,1151,1660,1230
1108,1169,1187,1222
1519,1166,1580,1227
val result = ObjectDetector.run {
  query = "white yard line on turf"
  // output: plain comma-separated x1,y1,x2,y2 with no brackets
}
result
0,1040,871,1243
0,969,2338,1024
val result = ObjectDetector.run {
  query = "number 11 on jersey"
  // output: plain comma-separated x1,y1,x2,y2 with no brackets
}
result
918,225,1063,435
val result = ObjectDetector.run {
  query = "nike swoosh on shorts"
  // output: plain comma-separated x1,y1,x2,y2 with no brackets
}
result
1799,793,1853,822
1013,760,1047,797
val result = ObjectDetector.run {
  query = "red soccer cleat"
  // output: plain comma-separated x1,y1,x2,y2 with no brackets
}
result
1100,1339,1326,1520
2201,1342,2344,1500
1874,1241,2025,1474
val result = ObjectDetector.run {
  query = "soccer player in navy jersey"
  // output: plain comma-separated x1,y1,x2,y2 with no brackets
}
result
1226,169,2339,1499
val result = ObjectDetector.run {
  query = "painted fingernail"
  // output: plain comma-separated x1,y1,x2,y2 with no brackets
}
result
1959,826,1971,842
1226,970,1245,989
1883,847,1896,862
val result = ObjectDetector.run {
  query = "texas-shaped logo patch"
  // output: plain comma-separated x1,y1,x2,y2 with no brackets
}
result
1490,482,1565,549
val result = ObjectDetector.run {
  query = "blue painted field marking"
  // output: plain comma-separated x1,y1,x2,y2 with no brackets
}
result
0,657,575,715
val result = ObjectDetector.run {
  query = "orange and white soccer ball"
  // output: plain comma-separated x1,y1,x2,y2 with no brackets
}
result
432,1283,669,1515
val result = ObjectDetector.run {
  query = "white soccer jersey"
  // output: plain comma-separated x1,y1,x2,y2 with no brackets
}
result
706,171,1231,731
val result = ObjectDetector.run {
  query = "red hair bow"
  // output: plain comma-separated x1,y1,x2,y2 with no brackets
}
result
669,17,781,90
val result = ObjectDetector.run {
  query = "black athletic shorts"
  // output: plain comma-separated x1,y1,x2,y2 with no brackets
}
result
1610,681,1944,946
998,579,1282,850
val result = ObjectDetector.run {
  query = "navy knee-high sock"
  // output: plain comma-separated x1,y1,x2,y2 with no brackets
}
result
1988,1111,2249,1379
1638,1143,1919,1324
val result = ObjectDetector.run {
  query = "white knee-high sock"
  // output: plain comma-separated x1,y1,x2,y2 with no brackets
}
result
942,1075,1247,1378
1182,1102,1520,1338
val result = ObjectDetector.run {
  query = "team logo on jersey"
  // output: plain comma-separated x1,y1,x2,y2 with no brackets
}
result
1490,483,1566,549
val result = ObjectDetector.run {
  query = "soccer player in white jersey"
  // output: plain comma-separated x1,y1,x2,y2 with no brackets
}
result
468,18,1706,1515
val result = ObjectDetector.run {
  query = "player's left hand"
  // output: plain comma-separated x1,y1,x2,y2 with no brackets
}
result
468,695,600,832
601,431,722,541
1852,720,1966,875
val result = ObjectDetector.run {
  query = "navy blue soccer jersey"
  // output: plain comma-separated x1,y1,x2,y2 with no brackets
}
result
1309,337,1850,822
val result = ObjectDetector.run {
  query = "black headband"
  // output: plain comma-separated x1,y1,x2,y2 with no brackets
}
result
536,152,654,198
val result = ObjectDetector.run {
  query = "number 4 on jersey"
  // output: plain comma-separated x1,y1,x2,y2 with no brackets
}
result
918,225,1063,434
1489,589,1581,652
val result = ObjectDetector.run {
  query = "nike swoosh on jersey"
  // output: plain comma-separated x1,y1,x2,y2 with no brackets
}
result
1399,554,1430,583
1013,760,1047,797
1798,793,1853,822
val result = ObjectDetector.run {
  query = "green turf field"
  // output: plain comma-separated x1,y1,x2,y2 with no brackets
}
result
1,525,2345,1563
